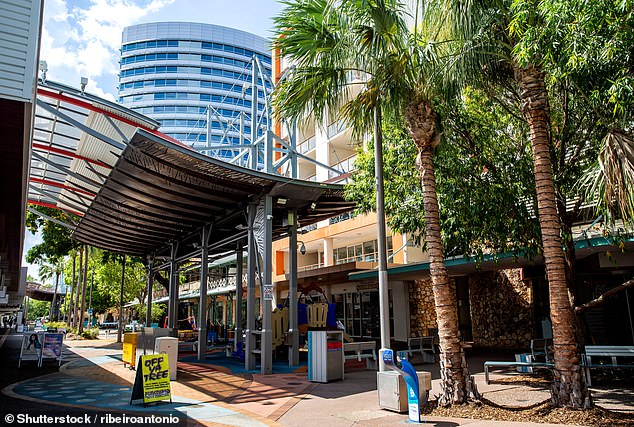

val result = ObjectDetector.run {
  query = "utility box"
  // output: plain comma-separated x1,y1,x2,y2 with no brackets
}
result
377,370,432,413
155,337,178,380
122,332,138,368
308,330,344,383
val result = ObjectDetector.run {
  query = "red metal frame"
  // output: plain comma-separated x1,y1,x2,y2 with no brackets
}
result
29,177,96,197
32,142,111,169
37,88,191,149
27,200,83,217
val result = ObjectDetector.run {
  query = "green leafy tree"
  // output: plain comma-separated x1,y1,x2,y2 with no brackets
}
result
25,206,79,263
347,90,540,261
274,0,477,404
26,298,50,321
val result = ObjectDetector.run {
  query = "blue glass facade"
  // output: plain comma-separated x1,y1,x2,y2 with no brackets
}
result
119,22,271,156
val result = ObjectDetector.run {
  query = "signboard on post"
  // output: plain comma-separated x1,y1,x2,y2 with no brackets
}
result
263,284,273,301
130,353,172,405
41,333,64,366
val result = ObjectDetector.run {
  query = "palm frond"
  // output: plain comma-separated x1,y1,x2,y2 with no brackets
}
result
581,130,634,224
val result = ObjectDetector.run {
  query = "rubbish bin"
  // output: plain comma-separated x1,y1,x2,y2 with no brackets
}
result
307,330,344,383
155,336,178,380
377,370,432,413
122,332,138,368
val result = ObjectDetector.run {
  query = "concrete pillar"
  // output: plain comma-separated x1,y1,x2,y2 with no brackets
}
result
323,237,334,267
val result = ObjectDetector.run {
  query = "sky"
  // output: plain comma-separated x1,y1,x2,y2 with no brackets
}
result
24,0,284,283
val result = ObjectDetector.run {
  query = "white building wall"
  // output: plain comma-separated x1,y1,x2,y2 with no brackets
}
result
0,0,42,102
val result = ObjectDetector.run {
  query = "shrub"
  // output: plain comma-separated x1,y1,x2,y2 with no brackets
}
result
80,327,99,339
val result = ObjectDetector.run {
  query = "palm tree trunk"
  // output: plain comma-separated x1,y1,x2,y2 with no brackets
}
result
50,271,59,322
516,64,591,408
79,246,89,333
74,248,83,329
405,99,477,405
68,252,76,328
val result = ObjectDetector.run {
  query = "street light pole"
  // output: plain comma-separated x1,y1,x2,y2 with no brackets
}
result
374,105,391,371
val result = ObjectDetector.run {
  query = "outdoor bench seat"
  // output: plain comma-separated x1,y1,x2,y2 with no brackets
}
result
583,345,634,386
405,336,436,363
484,360,554,384
344,341,377,369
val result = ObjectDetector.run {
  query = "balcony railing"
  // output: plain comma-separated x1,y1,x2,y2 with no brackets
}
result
298,135,316,154
326,120,347,139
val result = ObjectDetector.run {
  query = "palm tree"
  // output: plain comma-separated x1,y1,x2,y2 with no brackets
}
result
38,256,64,321
432,0,591,407
273,0,476,405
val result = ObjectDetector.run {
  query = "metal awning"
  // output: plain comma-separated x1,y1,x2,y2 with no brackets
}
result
73,128,354,256
28,80,355,258
28,80,167,218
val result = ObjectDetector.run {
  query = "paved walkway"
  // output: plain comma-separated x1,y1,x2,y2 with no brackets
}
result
2,335,632,426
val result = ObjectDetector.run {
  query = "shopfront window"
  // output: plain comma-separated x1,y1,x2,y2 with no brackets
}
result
334,290,393,339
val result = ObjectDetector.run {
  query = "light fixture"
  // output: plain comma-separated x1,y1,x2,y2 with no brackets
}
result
298,241,306,255
39,60,47,81
310,202,317,210
277,197,287,206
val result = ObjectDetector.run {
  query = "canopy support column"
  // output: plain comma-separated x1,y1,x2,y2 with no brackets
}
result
245,203,257,370
198,224,211,360
117,254,125,343
261,195,273,374
235,242,243,352
288,209,299,366
168,242,179,329
145,255,154,328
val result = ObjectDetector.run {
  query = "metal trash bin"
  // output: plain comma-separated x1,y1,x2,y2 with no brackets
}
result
122,332,138,368
154,336,178,380
308,330,344,383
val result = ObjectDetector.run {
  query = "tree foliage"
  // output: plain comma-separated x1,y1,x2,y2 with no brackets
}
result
25,206,79,263
347,88,540,260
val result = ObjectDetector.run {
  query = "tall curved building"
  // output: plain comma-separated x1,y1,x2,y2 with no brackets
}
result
119,22,271,158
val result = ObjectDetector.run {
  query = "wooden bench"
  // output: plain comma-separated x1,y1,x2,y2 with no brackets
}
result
583,345,634,386
405,336,436,363
344,341,377,369
484,361,554,384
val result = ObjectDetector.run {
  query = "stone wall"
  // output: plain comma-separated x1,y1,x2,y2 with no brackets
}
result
469,269,533,349
408,277,441,337
408,269,533,349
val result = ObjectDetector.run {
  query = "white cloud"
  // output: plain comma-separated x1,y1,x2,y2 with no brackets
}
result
40,0,175,98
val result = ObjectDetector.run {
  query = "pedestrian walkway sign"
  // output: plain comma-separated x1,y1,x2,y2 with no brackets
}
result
130,353,172,405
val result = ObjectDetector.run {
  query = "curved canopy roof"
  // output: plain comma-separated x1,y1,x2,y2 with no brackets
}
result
29,80,355,258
